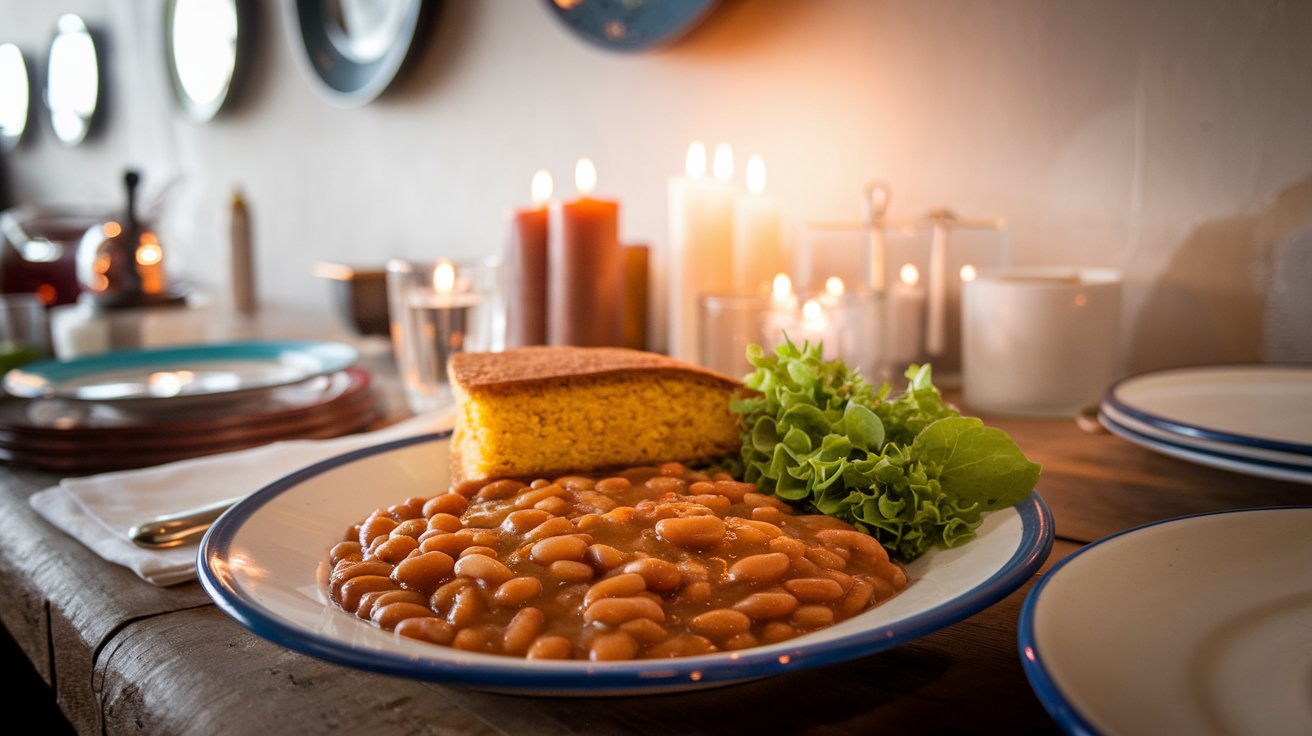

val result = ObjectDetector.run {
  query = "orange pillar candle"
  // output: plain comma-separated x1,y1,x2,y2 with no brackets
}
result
506,169,552,347
620,243,649,351
548,158,622,347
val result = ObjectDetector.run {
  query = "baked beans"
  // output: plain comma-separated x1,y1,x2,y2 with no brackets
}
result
326,463,907,660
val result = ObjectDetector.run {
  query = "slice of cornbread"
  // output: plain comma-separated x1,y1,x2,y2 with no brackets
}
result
448,346,745,484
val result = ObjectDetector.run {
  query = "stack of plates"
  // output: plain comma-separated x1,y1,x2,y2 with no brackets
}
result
1099,365,1312,484
0,340,381,473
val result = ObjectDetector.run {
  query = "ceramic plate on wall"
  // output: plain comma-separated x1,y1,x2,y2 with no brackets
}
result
285,0,433,107
544,0,720,52
198,433,1053,696
1019,507,1312,736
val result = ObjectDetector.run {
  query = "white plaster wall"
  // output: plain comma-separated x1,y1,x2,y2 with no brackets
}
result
3,0,1311,373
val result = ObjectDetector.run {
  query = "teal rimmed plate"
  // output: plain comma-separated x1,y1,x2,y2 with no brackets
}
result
3,340,358,405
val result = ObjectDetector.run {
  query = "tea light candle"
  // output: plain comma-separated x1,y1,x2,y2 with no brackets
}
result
762,272,801,347
796,298,837,355
549,158,622,347
400,260,478,410
668,141,735,362
506,169,552,347
732,154,783,296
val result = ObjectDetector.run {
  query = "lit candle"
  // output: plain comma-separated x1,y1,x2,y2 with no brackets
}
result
506,169,552,347
885,262,926,370
549,158,622,347
796,298,837,354
819,276,845,306
667,141,735,362
402,259,478,410
732,154,783,296
762,272,798,346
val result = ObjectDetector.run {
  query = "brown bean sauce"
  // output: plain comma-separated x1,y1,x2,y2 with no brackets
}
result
326,462,908,660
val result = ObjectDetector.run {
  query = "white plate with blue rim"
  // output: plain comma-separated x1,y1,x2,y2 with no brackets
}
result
1019,506,1312,736
197,432,1053,696
3,340,359,409
1102,365,1312,462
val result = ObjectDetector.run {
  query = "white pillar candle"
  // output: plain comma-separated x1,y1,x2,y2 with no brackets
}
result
668,141,735,362
732,154,783,296
885,262,926,371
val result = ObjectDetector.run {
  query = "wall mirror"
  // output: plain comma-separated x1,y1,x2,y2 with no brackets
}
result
165,0,247,122
0,43,30,152
45,14,100,146
286,0,431,108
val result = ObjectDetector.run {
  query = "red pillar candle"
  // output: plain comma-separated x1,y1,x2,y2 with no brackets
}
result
506,169,552,347
548,158,622,347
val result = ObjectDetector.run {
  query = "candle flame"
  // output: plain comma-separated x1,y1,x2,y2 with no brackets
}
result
802,298,824,322
433,260,455,293
900,263,920,286
685,141,706,178
960,264,977,282
136,237,163,266
771,273,793,303
746,154,766,195
575,158,597,195
713,143,733,183
530,169,552,207
824,276,845,299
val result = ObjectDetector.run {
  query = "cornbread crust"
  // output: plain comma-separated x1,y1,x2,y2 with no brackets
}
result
449,347,747,484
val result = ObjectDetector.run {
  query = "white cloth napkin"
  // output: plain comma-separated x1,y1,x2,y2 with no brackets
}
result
29,410,454,587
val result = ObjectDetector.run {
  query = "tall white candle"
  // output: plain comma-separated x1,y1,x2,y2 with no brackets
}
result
668,141,735,363
732,154,783,296
886,262,926,370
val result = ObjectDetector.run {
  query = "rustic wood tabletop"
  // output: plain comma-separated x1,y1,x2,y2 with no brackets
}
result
1,346,1306,735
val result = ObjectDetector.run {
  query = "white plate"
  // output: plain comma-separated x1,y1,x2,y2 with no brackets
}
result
1019,506,1312,736
1105,365,1312,457
3,340,359,405
198,433,1054,696
1099,402,1312,471
1099,411,1312,485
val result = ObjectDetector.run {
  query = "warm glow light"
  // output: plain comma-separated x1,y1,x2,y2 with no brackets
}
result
433,260,456,293
136,239,163,266
575,158,596,195
771,272,793,304
960,264,977,282
685,141,706,178
802,299,825,325
1074,293,1088,307
900,263,920,286
746,154,766,195
824,276,845,299
530,169,552,207
103,221,122,238
712,143,733,182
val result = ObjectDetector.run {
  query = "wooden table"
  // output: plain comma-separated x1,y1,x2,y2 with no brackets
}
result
1,356,1307,735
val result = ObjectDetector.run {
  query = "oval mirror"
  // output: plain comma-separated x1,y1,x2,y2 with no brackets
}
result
45,14,100,146
166,0,245,122
0,44,30,153
286,0,431,108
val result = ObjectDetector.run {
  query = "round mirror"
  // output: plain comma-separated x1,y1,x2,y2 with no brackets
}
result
0,44,30,153
45,14,100,146
286,0,430,108
166,0,245,122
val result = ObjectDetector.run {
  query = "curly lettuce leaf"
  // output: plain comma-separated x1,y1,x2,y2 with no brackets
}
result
734,338,1041,561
